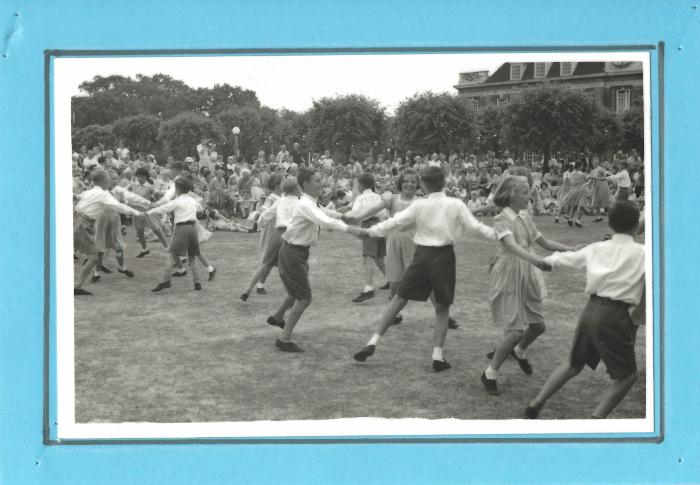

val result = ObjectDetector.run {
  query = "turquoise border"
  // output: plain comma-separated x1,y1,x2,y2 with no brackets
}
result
2,0,695,482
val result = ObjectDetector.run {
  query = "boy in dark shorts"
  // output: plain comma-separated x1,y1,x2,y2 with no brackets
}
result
147,177,204,292
525,200,645,418
269,167,365,353
352,166,497,371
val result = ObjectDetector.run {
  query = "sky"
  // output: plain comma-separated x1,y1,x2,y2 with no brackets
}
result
58,52,647,114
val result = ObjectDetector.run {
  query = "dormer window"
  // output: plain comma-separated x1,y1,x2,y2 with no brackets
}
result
534,62,546,79
561,62,574,76
510,64,522,81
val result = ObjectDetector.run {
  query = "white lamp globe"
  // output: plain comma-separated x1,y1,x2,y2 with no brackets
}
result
232,127,241,135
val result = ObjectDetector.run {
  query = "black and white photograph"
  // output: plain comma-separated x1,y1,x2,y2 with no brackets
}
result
53,52,653,439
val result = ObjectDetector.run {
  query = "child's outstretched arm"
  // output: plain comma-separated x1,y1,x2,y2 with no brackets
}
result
500,235,551,271
536,235,586,253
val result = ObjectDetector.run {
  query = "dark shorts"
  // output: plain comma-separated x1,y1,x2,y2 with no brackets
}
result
361,217,386,259
169,222,200,257
278,240,311,300
397,245,455,306
261,227,285,267
616,187,630,201
570,295,638,380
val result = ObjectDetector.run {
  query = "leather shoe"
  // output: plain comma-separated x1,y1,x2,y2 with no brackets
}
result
136,249,150,258
448,318,459,329
352,290,375,303
275,339,305,353
74,288,93,296
353,345,375,362
432,359,451,372
511,350,533,375
151,281,171,292
194,282,202,291
267,316,285,329
525,405,540,419
119,268,135,278
171,270,187,277
208,268,216,281
256,287,267,295
481,372,500,396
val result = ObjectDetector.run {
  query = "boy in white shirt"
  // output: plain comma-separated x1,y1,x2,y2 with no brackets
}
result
353,167,497,371
525,201,644,419
147,177,205,292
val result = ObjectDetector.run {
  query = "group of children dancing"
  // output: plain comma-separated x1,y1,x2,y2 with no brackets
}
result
74,160,645,419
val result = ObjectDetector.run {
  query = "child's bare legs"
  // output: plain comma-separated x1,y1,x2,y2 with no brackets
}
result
136,226,147,250
189,255,201,288
489,330,523,372
516,322,545,356
244,263,274,297
354,295,409,360
76,253,98,289
527,362,583,412
279,297,311,342
592,372,638,418
431,302,450,363
271,294,295,322
362,256,376,291
196,251,214,273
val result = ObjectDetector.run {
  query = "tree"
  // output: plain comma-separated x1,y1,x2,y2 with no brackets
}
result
191,84,260,116
621,103,644,154
503,85,601,171
394,91,477,155
476,105,506,155
111,114,162,155
306,95,387,161
591,108,624,156
215,106,280,161
72,124,115,151
157,112,225,160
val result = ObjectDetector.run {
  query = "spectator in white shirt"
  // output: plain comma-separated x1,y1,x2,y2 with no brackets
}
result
353,166,497,371
267,167,364,353
276,144,289,164
526,201,644,419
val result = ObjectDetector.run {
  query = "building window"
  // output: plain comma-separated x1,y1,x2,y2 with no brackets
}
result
496,96,509,108
534,62,546,79
471,98,480,111
561,62,574,76
523,151,540,165
510,64,522,81
616,88,631,114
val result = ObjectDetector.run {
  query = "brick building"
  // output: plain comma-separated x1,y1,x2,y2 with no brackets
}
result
454,61,643,114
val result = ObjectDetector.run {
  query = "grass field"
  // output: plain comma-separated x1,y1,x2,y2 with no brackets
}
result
74,216,646,423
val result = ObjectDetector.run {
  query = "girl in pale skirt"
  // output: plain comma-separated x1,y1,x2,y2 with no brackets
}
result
559,161,590,227
481,176,582,396
587,157,613,222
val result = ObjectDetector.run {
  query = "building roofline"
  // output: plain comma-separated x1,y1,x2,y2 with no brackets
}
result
454,69,643,91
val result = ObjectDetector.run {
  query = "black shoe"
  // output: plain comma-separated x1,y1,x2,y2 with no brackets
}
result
90,274,100,283
275,339,305,353
99,265,113,274
252,222,258,232
352,290,375,303
392,314,403,325
481,372,500,396
256,287,267,295
567,219,574,227
208,268,216,281
574,221,583,228
448,317,459,329
511,350,533,375
240,292,249,302
74,288,93,296
136,249,150,258
593,217,604,223
353,345,375,362
486,350,495,359
194,282,202,291
267,316,285,329
554,217,559,224
118,268,135,278
151,281,171,292
172,270,187,277
432,359,451,372
525,405,540,419
379,283,390,290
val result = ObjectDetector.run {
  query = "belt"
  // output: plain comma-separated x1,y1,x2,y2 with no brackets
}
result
282,240,309,249
590,294,631,309
78,213,95,223
276,226,287,231
176,220,196,226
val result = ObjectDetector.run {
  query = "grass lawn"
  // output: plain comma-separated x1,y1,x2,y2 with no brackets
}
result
74,216,646,423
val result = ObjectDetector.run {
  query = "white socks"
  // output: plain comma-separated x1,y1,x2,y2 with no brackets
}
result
513,345,526,359
485,365,498,380
257,283,265,289
363,285,373,293
207,265,214,272
368,333,381,346
432,347,444,362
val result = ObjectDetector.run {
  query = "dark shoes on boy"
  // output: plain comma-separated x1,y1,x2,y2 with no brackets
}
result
74,288,93,296
136,249,150,258
256,287,267,295
432,359,451,372
171,270,187,277
267,316,285,329
481,372,500,396
524,405,540,419
352,290,375,303
151,281,171,292
353,345,375,362
119,268,135,278
194,283,202,291
275,339,305,353
448,318,459,329
240,292,249,302
208,268,216,281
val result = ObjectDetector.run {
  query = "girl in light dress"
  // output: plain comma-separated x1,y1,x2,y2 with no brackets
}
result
559,161,591,227
481,175,583,396
586,157,613,222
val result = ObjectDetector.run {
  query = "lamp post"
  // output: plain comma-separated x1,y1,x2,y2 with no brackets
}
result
232,126,240,163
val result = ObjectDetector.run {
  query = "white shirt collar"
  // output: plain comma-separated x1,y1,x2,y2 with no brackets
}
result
501,206,518,221
427,191,446,199
611,233,635,243
302,193,318,203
